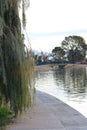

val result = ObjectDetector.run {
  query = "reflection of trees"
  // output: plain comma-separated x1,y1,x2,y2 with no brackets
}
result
36,67,87,101
53,69,66,89
65,67,87,95
35,71,50,80
36,71,56,88
53,66,87,98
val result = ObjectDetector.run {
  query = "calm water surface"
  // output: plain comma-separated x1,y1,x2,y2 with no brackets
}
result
35,65,87,118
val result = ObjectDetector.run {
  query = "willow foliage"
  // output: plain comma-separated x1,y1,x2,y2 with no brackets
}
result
0,0,35,116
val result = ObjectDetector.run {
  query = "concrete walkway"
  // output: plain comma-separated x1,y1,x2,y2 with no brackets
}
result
6,91,87,130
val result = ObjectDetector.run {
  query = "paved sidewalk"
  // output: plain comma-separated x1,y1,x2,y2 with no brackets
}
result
6,91,87,130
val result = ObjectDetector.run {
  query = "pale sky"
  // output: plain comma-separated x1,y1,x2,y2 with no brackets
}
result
25,0,87,52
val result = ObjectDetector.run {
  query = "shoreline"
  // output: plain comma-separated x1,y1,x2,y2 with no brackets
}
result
35,64,87,71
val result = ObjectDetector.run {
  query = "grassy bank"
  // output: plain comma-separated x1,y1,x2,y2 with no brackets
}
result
0,107,11,127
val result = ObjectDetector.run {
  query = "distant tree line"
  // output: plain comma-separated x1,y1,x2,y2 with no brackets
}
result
34,35,87,64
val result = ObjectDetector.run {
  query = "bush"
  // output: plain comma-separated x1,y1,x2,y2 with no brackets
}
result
0,107,10,126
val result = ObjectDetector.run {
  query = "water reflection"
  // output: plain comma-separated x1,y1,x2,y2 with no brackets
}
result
36,65,87,117
53,66,87,101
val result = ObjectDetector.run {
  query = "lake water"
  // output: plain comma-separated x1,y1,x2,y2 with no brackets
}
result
35,65,87,118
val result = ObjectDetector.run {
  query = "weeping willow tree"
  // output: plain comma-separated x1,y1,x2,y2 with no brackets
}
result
0,0,35,116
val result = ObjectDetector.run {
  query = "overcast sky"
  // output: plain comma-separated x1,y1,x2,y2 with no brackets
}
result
26,0,87,52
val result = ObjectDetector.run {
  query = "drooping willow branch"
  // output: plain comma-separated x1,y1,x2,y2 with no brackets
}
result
0,0,35,116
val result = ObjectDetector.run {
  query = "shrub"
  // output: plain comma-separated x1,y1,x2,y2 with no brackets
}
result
0,107,10,126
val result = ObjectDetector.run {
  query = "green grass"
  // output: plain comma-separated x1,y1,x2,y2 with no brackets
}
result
0,107,10,126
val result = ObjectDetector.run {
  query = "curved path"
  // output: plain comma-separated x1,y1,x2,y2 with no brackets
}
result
6,91,87,130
